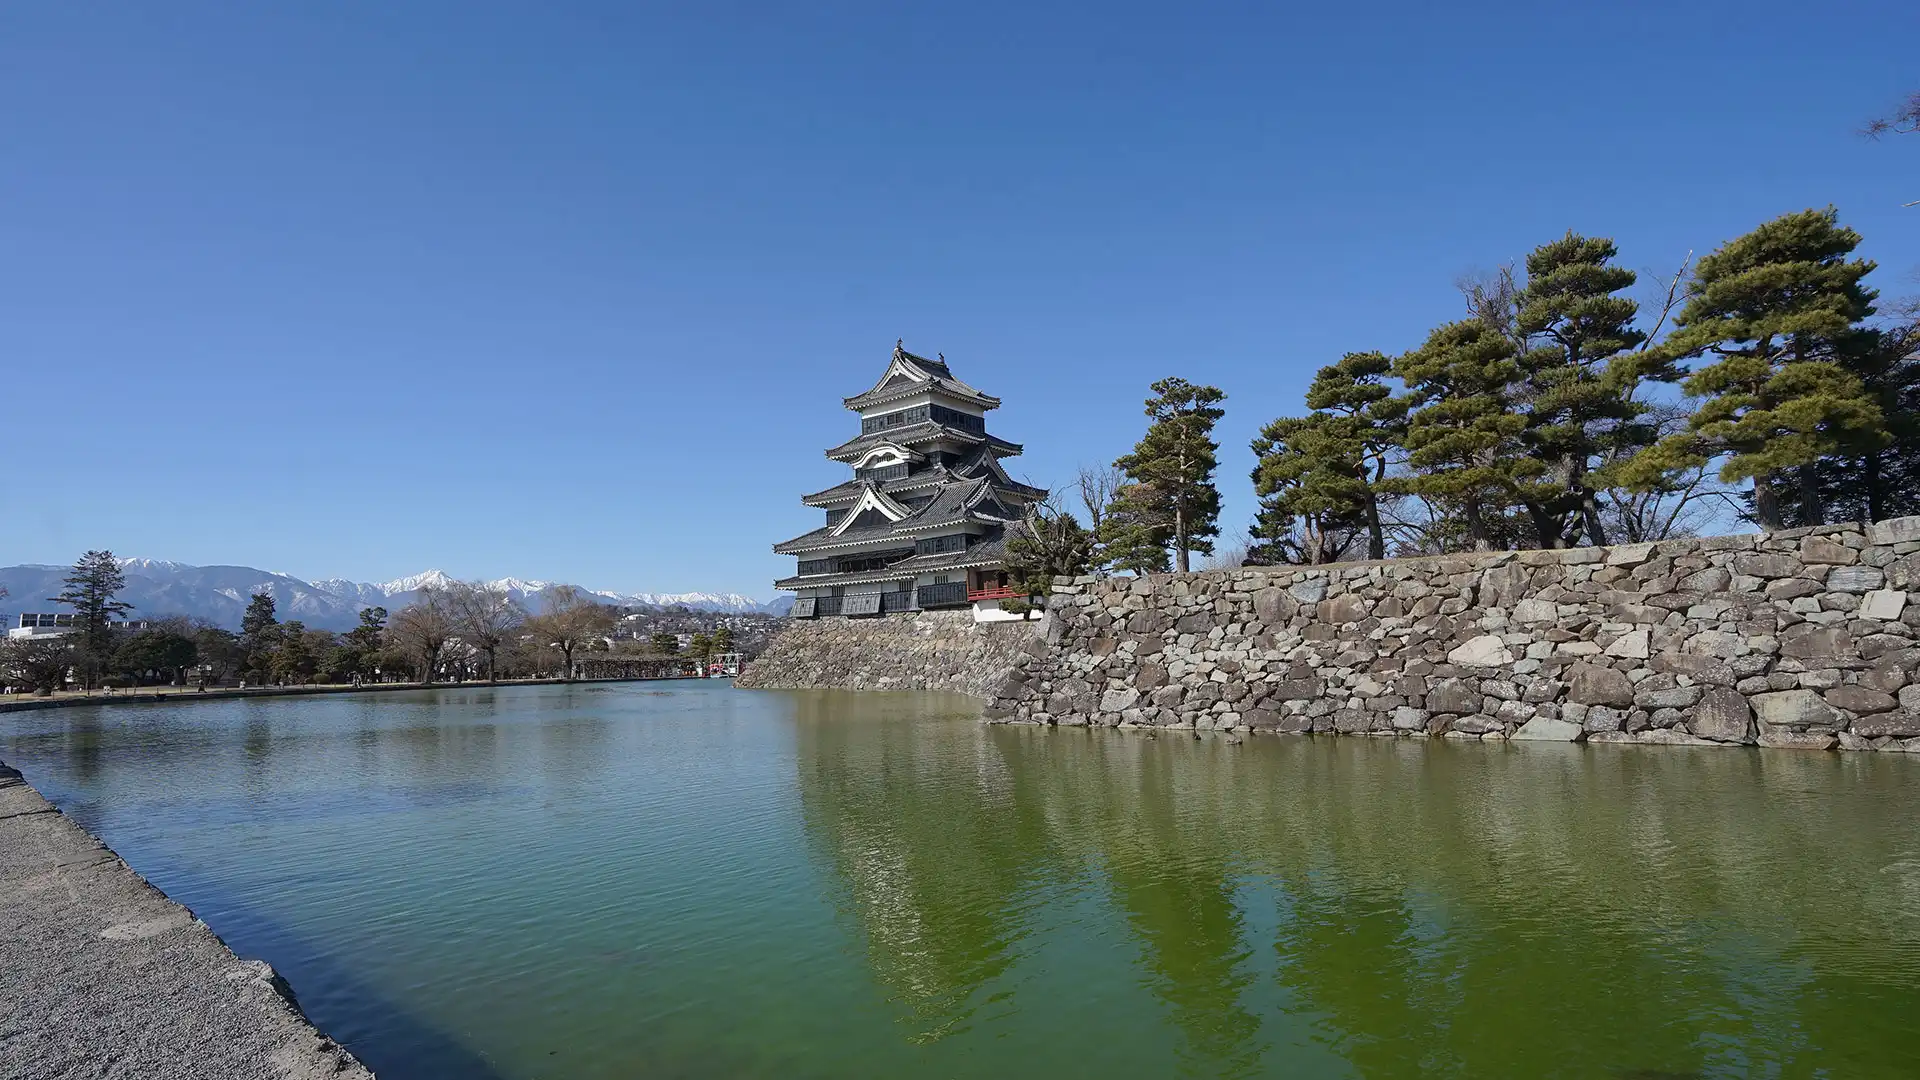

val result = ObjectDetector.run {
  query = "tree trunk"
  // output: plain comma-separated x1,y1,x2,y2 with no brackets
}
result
1465,499,1489,551
1864,450,1886,523
1797,464,1825,527
1363,493,1385,561
1752,473,1783,530
1174,504,1188,573
1580,488,1608,548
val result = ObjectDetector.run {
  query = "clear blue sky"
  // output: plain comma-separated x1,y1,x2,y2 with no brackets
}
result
3,2,1915,597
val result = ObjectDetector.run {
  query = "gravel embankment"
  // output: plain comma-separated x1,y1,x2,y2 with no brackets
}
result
0,760,373,1079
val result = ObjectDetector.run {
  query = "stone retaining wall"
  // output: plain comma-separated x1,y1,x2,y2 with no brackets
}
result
736,609,1039,699
985,517,1920,751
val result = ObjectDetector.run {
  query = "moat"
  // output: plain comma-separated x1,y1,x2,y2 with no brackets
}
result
5,682,1920,1078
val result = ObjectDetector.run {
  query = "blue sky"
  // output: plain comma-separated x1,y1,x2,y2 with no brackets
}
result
3,2,1915,597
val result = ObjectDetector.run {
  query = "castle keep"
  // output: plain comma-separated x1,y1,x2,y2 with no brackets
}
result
774,342,1045,618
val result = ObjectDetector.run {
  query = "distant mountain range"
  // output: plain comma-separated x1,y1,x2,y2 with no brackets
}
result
0,559,791,632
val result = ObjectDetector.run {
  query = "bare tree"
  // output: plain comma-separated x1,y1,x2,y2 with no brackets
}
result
1071,464,1125,575
442,580,526,683
1602,402,1742,542
387,586,455,683
525,585,617,679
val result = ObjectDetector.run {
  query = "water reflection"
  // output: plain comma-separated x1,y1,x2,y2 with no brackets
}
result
6,687,1919,1079
793,714,1920,1078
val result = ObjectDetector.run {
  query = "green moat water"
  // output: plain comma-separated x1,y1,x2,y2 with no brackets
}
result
5,682,1920,1078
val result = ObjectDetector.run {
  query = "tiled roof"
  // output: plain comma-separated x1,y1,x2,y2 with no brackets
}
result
826,423,1022,462
843,344,1001,411
773,475,1024,554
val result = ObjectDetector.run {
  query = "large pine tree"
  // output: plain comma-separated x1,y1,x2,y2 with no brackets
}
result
1392,321,1540,550
1250,351,1406,562
1112,378,1226,573
1623,208,1882,529
49,550,131,688
1512,232,1669,547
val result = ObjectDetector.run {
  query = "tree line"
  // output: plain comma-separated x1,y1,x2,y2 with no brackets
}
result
1008,206,1920,584
0,551,733,695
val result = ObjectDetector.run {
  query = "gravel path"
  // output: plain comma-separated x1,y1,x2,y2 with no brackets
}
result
0,761,373,1079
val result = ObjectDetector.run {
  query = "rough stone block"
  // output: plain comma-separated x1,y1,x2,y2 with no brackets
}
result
1800,536,1859,565
1604,629,1650,659
1824,685,1896,715
1566,662,1634,706
1826,566,1885,593
1859,590,1908,621
1867,516,1920,547
1687,688,1754,743
1757,728,1838,751
1752,689,1838,729
1852,710,1920,739
1448,635,1514,667
1511,715,1582,741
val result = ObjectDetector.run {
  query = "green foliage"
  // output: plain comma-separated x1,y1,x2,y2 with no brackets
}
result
1512,232,1667,546
712,627,736,653
50,550,131,686
1096,487,1173,575
689,633,714,663
240,593,281,678
112,628,198,684
1250,352,1405,562
650,631,680,655
1112,378,1226,573
1391,321,1542,549
1624,208,1882,528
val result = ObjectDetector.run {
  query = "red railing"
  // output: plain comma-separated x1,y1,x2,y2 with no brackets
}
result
967,585,1020,602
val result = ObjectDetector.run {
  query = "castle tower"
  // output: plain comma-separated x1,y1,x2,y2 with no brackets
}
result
773,342,1046,617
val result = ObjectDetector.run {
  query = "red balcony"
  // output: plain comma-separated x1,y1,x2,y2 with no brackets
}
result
967,585,1021,602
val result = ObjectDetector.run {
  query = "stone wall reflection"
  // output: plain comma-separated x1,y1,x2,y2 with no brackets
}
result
794,712,1920,1076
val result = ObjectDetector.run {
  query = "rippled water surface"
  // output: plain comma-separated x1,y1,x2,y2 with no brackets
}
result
7,682,1920,1078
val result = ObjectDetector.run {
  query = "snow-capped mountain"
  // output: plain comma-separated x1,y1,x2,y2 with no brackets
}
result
0,560,790,632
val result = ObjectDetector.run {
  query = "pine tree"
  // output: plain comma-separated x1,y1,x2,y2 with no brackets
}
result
1780,318,1920,524
1391,321,1540,550
50,550,132,688
1112,378,1226,573
1250,352,1405,562
1622,208,1883,529
1097,486,1173,575
240,592,280,679
1512,232,1668,547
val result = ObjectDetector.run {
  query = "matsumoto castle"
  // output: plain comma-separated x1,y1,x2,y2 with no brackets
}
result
774,341,1046,619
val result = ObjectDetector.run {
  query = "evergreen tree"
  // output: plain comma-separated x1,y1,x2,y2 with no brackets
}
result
712,627,736,654
650,631,680,655
1623,208,1882,529
1391,321,1540,550
1097,487,1172,575
269,620,317,684
240,592,280,679
1250,351,1405,562
1772,318,1920,524
50,550,131,689
1112,378,1226,573
689,633,714,665
339,606,387,677
1512,232,1668,547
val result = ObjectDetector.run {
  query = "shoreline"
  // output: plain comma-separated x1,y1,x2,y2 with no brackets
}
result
0,758,377,1078
0,674,704,714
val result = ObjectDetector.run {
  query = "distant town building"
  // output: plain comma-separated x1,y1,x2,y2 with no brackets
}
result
7,613,153,640
773,341,1046,618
